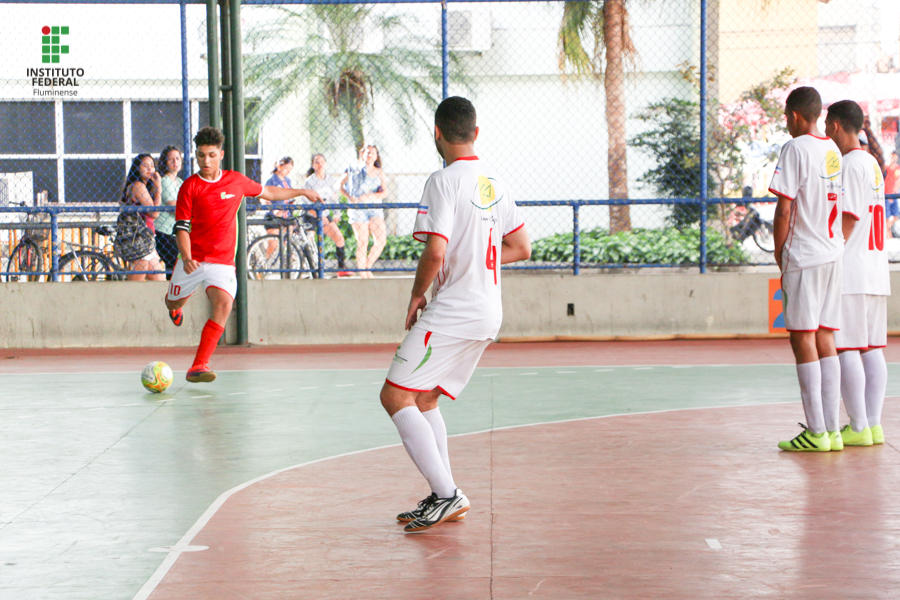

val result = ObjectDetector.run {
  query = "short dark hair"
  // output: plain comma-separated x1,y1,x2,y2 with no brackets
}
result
435,96,477,143
785,87,822,123
194,126,224,149
826,100,864,134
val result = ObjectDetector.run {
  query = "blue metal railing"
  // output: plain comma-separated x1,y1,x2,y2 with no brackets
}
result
1,193,897,281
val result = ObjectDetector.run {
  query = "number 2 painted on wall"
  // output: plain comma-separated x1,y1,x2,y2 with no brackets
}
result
485,229,498,285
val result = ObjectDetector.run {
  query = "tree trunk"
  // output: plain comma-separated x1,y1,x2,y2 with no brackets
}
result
604,0,631,233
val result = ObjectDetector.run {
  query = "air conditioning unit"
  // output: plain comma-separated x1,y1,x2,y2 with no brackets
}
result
0,172,33,207
445,9,491,53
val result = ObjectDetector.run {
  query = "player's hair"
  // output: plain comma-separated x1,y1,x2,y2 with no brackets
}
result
435,96,477,143
194,126,225,149
785,87,822,123
271,156,293,175
158,145,182,175
826,100,864,134
121,154,156,203
306,154,325,177
366,145,382,169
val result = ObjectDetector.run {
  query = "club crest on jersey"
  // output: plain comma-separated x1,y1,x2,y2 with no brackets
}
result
873,162,884,190
471,175,502,211
221,192,235,199
819,151,841,180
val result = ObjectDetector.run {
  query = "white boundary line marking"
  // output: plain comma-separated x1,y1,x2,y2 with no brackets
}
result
131,398,793,600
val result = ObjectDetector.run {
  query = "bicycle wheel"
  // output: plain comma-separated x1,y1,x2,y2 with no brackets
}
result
3,238,43,282
752,221,775,253
295,235,319,279
58,251,118,282
248,234,299,280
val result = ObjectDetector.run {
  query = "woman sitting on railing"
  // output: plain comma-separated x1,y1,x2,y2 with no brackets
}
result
154,146,184,280
116,154,166,282
340,145,388,279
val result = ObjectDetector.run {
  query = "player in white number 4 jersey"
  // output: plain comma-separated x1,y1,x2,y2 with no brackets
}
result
825,100,890,447
769,87,845,452
379,97,531,533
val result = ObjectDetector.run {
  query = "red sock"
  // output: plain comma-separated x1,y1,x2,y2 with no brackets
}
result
192,319,225,369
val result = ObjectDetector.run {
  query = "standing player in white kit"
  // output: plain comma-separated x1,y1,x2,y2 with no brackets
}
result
769,87,845,452
379,97,531,532
825,100,890,447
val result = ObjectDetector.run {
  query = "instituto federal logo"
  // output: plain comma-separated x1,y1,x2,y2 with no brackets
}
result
42,25,69,63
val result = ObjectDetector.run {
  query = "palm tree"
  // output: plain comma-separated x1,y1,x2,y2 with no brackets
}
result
557,0,636,234
243,5,453,153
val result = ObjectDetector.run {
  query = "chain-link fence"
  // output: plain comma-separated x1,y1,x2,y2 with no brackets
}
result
1,0,898,281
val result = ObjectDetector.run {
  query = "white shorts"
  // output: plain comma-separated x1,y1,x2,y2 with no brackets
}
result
166,259,238,302
781,260,842,332
834,294,888,351
386,324,491,400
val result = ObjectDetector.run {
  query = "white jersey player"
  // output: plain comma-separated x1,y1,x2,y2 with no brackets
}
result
379,97,531,533
769,86,845,452
825,100,890,447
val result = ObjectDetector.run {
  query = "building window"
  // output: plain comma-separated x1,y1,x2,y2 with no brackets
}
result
64,159,125,204
63,102,124,154
132,101,185,155
0,103,56,155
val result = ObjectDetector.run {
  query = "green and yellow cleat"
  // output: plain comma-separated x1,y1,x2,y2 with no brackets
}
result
828,431,843,451
871,424,884,445
778,424,831,452
840,424,873,447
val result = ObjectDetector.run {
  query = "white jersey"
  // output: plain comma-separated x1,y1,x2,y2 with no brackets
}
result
412,157,524,340
841,148,891,296
768,134,844,272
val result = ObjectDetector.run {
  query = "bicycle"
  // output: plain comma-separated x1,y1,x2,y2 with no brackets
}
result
56,225,125,282
2,207,49,282
247,212,319,280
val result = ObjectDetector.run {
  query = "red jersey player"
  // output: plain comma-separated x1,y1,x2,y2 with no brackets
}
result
165,127,321,383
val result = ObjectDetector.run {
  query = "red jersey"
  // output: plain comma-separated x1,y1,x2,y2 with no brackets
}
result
885,162,900,195
175,170,263,266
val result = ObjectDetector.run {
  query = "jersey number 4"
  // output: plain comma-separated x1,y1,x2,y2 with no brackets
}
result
485,229,498,285
869,204,885,251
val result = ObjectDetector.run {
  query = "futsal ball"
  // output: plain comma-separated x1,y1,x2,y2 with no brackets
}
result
141,361,173,393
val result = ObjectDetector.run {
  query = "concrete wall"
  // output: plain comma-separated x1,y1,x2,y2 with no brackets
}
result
2,272,899,348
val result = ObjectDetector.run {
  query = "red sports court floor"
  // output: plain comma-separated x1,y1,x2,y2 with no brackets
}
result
1,340,898,600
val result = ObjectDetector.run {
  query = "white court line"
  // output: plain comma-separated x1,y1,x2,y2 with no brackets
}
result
521,372,538,376
335,384,355,387
706,539,722,549
227,392,247,396
131,398,793,600
189,395,211,399
556,371,576,374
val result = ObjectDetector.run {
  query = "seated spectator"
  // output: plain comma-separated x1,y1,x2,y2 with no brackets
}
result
304,154,350,276
117,154,165,281
340,145,387,279
155,146,183,279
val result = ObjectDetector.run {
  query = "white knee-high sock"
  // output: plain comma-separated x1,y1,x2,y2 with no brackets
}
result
391,406,456,498
421,407,452,479
838,351,867,432
820,356,841,432
797,361,825,434
861,349,888,428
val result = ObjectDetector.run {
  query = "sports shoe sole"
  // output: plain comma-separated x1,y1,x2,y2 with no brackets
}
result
186,371,217,383
169,313,183,327
404,506,470,533
397,513,465,523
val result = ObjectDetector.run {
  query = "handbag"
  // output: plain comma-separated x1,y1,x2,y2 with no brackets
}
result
115,210,156,262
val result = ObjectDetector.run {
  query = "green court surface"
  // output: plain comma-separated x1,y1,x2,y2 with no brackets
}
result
3,363,900,599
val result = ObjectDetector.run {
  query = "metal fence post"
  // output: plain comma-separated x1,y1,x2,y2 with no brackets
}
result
316,207,325,279
180,0,191,176
573,202,580,276
49,209,59,282
441,1,449,99
206,0,222,131
230,0,249,346
699,0,708,274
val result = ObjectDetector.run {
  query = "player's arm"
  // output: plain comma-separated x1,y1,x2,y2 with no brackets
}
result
259,186,322,203
841,213,858,242
173,183,198,274
361,172,388,202
773,195,791,271
406,234,447,330
501,225,530,264
339,173,356,202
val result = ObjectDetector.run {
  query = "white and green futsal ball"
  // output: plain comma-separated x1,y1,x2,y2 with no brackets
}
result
141,361,173,393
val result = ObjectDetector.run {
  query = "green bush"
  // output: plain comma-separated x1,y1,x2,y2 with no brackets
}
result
530,227,747,265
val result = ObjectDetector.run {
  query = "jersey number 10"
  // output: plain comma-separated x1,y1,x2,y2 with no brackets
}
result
869,204,885,251
486,229,498,285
